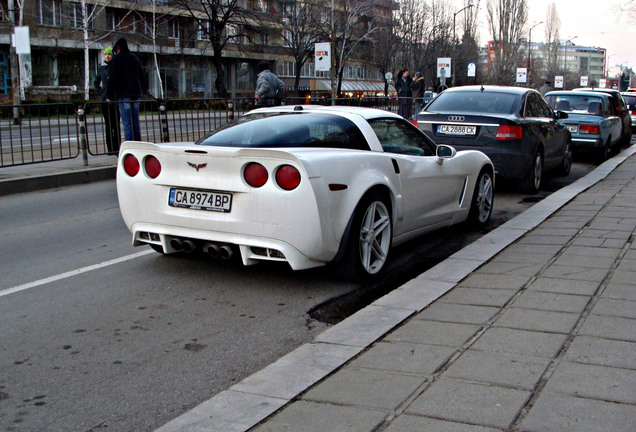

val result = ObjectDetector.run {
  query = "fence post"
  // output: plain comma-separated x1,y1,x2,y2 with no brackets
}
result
77,107,88,166
159,102,170,143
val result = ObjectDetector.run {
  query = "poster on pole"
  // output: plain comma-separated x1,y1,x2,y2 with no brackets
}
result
599,78,607,88
315,43,330,72
516,68,527,83
555,76,564,88
580,76,589,86
13,26,31,54
467,62,476,77
437,58,451,78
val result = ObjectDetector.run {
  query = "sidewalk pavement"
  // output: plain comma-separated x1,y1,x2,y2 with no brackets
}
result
2,149,636,432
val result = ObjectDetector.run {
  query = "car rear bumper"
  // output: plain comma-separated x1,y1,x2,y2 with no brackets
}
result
571,137,602,150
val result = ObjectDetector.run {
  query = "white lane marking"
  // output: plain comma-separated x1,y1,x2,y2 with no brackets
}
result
0,250,154,298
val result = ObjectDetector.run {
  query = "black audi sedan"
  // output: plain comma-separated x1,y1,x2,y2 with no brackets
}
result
412,85,572,193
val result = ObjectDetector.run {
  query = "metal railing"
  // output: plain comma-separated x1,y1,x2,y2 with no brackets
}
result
0,96,420,168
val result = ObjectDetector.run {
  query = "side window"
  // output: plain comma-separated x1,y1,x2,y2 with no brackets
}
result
368,118,434,156
537,96,555,118
524,93,542,117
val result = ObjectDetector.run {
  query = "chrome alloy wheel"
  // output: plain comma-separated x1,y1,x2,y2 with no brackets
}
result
358,200,392,275
474,172,494,224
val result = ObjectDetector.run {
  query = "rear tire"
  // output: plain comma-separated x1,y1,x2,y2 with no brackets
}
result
522,151,542,194
596,138,610,164
343,192,392,282
467,168,494,228
557,141,572,176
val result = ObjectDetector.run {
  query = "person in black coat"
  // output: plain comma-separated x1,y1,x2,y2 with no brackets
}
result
395,69,413,118
94,46,120,154
106,38,148,141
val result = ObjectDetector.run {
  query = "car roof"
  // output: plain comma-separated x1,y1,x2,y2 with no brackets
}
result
440,85,533,96
545,91,610,99
248,104,404,121
573,87,620,96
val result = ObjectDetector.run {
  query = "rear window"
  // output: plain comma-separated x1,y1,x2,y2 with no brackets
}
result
196,112,370,151
425,91,520,114
545,94,606,115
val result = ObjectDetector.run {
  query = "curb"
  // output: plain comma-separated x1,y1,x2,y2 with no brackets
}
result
0,166,116,196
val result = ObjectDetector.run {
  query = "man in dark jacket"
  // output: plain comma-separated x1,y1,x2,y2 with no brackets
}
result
106,38,148,141
94,46,120,154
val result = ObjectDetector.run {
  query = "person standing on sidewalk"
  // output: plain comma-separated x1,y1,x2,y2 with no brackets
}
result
106,38,148,141
254,61,285,107
94,46,121,154
395,69,413,118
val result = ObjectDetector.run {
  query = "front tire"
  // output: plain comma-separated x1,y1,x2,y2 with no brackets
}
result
467,168,494,227
344,192,392,282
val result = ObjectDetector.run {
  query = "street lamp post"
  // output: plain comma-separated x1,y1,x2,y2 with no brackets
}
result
527,21,543,84
452,2,474,86
453,2,474,43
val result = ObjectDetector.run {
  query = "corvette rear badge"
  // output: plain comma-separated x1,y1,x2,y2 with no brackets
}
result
188,162,207,172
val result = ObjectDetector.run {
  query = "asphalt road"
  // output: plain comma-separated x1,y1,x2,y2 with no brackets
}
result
0,157,598,431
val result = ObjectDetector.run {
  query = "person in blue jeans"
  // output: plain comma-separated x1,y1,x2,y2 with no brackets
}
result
106,37,148,141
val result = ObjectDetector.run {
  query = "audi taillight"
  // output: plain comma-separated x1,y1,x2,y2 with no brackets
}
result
580,125,599,134
495,125,523,140
244,162,268,188
276,165,301,190
123,154,140,177
145,156,162,179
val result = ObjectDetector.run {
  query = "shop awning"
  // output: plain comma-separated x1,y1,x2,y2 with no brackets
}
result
316,80,395,93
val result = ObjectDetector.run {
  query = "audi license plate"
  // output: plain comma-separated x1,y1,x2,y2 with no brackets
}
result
169,188,232,212
437,124,476,135
567,125,579,134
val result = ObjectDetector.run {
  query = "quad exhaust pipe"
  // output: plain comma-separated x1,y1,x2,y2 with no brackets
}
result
203,242,233,259
170,238,197,253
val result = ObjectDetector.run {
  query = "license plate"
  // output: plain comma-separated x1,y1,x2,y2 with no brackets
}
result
169,188,232,212
437,124,476,135
567,125,579,133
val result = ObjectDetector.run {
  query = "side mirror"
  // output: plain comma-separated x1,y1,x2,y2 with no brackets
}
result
557,111,569,119
435,144,456,165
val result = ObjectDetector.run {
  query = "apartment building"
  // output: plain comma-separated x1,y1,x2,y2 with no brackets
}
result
0,0,394,102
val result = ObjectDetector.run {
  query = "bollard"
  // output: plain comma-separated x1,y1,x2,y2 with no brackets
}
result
77,107,88,166
159,103,170,143
228,100,234,121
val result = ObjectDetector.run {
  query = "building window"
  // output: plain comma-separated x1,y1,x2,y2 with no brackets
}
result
39,0,62,26
69,3,94,29
197,21,211,41
106,8,122,31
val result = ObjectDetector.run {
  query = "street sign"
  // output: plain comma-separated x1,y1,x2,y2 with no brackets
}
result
315,43,330,72
437,58,451,78
516,68,527,83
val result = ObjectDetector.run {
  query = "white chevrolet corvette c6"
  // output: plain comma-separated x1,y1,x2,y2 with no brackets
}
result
116,105,494,281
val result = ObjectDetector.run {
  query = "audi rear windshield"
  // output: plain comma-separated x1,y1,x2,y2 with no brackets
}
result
426,91,520,115
196,112,370,151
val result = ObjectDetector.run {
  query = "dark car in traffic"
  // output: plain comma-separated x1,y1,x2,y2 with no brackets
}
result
412,85,572,193
621,92,636,132
545,91,622,162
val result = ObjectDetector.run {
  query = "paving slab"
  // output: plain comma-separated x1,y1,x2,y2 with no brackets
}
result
509,291,590,313
347,340,456,375
563,335,636,369
301,367,423,410
493,308,581,333
414,303,501,325
542,361,636,404
251,400,387,432
603,282,636,301
470,327,568,358
444,349,550,390
541,264,609,282
454,273,531,290
526,277,600,296
577,314,636,342
384,319,481,347
383,415,502,432
521,392,636,432
591,297,636,319
439,287,518,308
405,377,531,430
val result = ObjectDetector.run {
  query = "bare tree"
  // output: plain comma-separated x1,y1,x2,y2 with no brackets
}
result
543,1,560,80
275,0,323,97
486,0,528,84
176,0,254,98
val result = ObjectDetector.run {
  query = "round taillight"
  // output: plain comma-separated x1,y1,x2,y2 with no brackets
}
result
275,165,301,191
244,162,268,188
145,156,162,179
123,154,140,177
